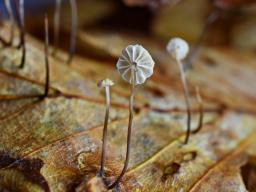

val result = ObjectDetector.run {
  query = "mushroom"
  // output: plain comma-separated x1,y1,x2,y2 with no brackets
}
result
97,79,114,177
108,44,155,189
166,38,191,144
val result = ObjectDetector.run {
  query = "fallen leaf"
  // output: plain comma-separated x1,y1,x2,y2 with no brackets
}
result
0,21,256,192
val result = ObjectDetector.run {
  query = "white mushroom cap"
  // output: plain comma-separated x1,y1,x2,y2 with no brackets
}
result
116,44,155,85
97,79,114,88
166,38,189,60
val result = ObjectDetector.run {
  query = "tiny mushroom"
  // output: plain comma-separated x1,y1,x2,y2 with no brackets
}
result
97,78,114,177
108,44,155,189
167,38,189,61
166,38,191,144
116,44,155,85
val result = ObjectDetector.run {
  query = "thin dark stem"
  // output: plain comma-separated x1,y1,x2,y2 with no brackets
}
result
13,0,26,68
67,0,77,64
19,0,26,68
177,60,191,144
184,8,220,70
43,15,50,98
98,86,110,177
4,0,15,45
108,72,135,189
53,0,62,55
192,87,204,134
20,35,26,68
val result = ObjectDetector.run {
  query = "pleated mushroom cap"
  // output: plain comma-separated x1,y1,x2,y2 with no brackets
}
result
116,44,155,85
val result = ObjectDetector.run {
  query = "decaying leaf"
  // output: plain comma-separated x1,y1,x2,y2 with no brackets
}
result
0,17,256,192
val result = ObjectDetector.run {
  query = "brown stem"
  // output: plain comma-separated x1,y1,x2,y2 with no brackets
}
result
108,71,135,189
67,0,77,64
177,60,191,144
19,0,26,68
192,87,204,134
53,0,62,55
19,35,26,68
43,15,50,98
98,86,110,177
13,0,26,68
184,8,220,70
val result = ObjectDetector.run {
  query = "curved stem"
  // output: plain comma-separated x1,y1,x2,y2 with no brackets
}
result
177,60,191,144
67,0,77,64
98,86,110,177
19,0,26,68
53,0,62,55
43,15,49,98
192,87,204,134
108,72,135,189
13,0,26,68
184,8,220,70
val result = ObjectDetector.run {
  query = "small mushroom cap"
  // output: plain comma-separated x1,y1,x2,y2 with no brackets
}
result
166,38,189,60
97,79,114,88
116,44,155,85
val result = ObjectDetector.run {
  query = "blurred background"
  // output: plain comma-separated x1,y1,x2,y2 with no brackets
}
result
1,0,256,58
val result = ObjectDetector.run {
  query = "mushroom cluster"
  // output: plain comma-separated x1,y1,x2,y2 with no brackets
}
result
97,44,155,189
